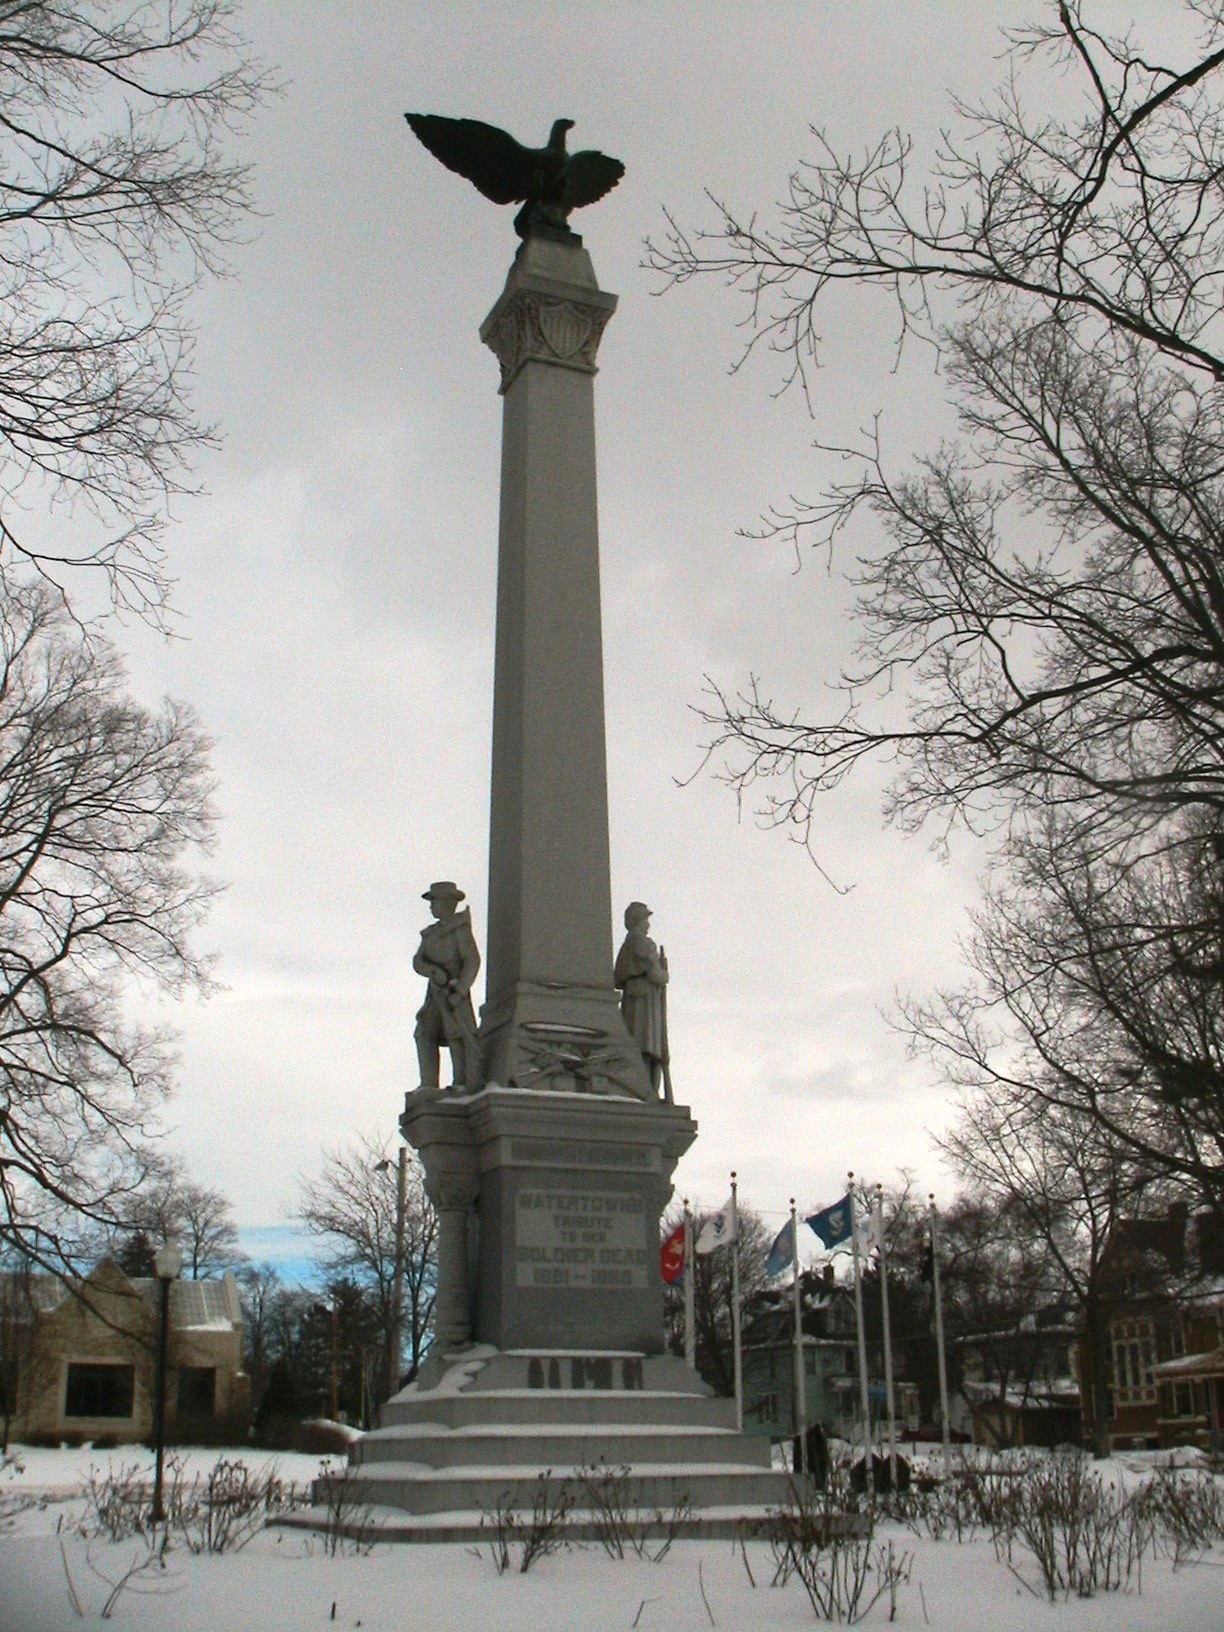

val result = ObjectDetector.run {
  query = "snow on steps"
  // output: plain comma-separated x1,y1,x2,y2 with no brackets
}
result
295,1347,796,1541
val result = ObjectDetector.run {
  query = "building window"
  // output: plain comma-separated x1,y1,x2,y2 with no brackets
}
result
1112,1324,1157,1397
64,1363,135,1419
177,1366,217,1417
1174,1381,1194,1418
1112,1340,1129,1389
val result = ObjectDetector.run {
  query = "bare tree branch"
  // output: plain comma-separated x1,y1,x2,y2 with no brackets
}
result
0,2,272,624
299,1133,438,1394
0,571,217,1275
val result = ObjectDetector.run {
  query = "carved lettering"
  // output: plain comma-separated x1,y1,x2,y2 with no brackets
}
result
514,1184,648,1289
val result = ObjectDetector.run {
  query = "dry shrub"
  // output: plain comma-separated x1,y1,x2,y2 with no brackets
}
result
479,1471,573,1574
575,1461,693,1562
1133,1465,1224,1567
78,1454,305,1554
760,1468,912,1623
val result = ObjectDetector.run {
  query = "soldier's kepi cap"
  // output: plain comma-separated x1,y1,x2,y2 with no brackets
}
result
422,881,465,902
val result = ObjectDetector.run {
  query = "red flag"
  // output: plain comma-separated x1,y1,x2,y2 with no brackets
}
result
660,1221,686,1284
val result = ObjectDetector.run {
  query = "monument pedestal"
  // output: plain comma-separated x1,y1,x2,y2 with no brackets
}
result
306,1087,795,1539
403,1083,697,1353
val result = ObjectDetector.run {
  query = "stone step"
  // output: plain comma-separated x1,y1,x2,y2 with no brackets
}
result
318,1348,791,1528
354,1422,773,1471
276,1507,783,1546
381,1387,738,1431
323,1461,792,1519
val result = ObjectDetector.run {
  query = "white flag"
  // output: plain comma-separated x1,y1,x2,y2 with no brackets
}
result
695,1196,737,1254
856,1208,882,1255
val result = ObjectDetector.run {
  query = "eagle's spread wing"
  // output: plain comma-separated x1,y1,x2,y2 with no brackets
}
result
404,113,536,205
561,150,625,212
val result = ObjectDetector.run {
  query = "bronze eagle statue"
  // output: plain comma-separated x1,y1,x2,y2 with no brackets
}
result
404,113,624,239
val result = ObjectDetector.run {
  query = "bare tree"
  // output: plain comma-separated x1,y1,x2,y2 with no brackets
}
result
909,815,1224,1204
112,1152,245,1278
236,1260,278,1378
0,1245,40,1452
662,1200,771,1397
649,3,1224,1205
0,2,270,623
647,4,1224,862
935,1083,1158,1455
298,1133,437,1397
926,1193,1065,1445
174,1178,245,1279
0,576,217,1273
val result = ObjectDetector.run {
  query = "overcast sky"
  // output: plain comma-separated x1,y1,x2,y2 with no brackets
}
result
108,2,1180,1262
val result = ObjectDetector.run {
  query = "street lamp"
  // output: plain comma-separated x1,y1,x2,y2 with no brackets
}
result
375,1147,407,1407
150,1239,182,1525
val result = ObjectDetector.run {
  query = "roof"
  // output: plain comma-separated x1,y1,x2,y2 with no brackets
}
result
963,1379,1081,1411
1153,1346,1224,1381
1,1266,243,1331
130,1273,243,1330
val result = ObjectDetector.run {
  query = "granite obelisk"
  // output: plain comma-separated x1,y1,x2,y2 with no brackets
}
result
401,226,696,1355
478,232,653,1098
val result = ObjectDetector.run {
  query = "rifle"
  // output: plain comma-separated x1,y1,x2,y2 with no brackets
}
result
659,944,674,1104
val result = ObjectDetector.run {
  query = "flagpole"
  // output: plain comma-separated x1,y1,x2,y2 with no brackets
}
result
847,1172,872,1477
683,1197,696,1370
876,1184,898,1488
789,1197,808,1470
731,1171,743,1432
930,1194,951,1453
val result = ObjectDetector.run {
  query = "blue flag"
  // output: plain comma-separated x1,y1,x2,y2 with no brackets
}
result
805,1195,853,1250
765,1217,795,1278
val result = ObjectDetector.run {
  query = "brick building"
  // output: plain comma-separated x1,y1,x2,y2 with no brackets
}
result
1079,1204,1224,1454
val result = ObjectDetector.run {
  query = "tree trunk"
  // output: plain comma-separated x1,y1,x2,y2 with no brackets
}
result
1083,1295,1112,1459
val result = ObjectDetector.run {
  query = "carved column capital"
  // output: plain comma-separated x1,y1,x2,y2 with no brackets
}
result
482,289,614,392
426,1170,480,1212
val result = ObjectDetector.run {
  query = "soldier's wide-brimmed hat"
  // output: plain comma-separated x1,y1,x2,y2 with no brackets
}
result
422,880,465,902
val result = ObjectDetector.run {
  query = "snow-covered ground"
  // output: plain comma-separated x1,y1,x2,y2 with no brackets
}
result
1,1442,1221,1631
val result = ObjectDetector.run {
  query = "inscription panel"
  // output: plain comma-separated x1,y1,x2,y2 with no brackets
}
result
509,1138,651,1169
515,1185,649,1289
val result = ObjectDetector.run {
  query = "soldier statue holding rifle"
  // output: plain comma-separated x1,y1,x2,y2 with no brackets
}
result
413,881,482,1092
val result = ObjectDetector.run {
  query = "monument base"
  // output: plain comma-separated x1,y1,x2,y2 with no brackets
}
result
402,1084,696,1353
308,1345,792,1541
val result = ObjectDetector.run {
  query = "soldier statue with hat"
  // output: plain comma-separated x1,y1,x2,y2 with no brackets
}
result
413,882,482,1091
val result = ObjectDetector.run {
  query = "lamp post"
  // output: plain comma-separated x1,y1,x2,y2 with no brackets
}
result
311,1299,339,1420
150,1240,182,1525
376,1148,407,1407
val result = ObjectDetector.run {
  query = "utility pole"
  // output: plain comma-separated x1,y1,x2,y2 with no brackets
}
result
376,1150,409,1406
392,1146,407,1397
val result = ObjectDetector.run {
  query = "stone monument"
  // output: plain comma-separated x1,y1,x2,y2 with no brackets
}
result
314,117,788,1536
402,220,696,1359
